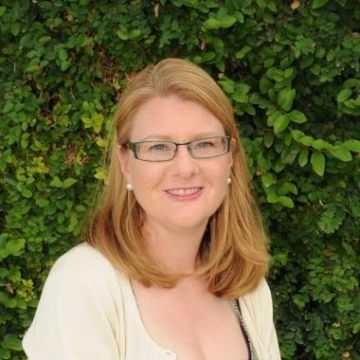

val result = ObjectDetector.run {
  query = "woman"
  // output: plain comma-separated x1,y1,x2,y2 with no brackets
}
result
23,58,281,359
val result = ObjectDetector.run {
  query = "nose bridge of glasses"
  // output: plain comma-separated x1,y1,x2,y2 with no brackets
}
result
173,140,195,159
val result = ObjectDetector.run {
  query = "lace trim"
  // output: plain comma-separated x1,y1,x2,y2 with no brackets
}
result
233,299,256,360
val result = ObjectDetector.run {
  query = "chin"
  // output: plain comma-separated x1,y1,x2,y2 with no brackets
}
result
168,215,210,230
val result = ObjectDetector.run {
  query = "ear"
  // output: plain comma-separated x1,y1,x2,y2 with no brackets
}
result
115,145,132,182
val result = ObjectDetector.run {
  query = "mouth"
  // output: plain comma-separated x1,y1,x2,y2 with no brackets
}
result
166,187,201,195
165,187,203,199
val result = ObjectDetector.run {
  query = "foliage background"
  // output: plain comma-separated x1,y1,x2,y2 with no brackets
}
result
0,0,359,359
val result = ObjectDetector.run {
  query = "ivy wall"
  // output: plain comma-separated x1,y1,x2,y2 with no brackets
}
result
0,0,359,359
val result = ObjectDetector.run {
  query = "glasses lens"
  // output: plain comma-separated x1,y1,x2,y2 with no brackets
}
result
136,141,176,161
191,136,229,158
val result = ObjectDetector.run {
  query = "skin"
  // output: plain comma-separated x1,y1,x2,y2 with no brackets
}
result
117,95,249,360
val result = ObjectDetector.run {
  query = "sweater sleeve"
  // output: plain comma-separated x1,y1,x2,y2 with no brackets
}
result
23,267,122,360
240,278,281,360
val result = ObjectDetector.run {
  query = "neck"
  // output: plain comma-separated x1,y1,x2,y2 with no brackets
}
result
142,220,208,274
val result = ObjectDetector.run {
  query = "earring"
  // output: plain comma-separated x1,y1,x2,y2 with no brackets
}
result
227,177,232,184
126,183,133,191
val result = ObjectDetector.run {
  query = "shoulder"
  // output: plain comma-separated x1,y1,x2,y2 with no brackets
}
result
49,242,126,282
23,243,128,358
51,242,114,274
241,277,273,310
40,243,128,304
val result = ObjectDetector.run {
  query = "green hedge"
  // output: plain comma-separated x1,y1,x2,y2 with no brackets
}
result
1,1,359,359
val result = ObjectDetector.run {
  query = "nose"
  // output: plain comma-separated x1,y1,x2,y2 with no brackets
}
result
170,144,199,178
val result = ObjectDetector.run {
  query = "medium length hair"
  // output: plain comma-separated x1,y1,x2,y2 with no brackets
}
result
86,58,269,299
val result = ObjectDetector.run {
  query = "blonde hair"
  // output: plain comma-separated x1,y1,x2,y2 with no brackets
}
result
86,58,269,298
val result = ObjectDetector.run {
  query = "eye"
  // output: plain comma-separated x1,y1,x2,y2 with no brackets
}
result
148,142,171,152
196,140,216,148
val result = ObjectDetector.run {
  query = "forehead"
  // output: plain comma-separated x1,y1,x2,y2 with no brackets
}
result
129,95,225,141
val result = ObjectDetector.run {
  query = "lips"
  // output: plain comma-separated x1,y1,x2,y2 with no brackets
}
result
166,187,201,196
164,187,203,200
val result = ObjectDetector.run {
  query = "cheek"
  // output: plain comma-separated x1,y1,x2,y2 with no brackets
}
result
210,158,232,179
130,165,164,191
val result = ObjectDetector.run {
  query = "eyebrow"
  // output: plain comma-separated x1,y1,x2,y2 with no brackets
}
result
134,133,226,142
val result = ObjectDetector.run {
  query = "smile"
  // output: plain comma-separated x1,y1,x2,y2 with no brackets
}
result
166,187,202,196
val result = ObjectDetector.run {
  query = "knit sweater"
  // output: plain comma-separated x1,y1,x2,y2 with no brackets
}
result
23,243,281,359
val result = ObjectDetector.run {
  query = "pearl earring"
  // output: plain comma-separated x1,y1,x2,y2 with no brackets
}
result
227,177,232,184
126,183,133,191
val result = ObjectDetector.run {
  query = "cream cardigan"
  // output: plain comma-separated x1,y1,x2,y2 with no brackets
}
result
23,243,281,360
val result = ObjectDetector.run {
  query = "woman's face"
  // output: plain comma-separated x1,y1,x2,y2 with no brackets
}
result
117,95,233,233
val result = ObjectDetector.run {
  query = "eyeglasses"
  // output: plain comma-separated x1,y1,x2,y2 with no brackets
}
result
125,136,231,162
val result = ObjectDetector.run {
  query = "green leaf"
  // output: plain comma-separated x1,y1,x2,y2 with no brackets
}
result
277,88,296,112
203,52,216,62
263,131,274,148
312,0,329,9
284,68,294,78
203,18,221,30
279,196,294,208
311,152,325,176
11,23,20,36
50,176,63,188
268,3,277,12
60,61,70,71
38,35,51,43
243,104,256,115
116,29,128,40
312,139,331,150
215,59,225,72
356,95,360,106
344,78,360,88
63,178,78,189
96,138,108,148
249,93,266,104
274,115,290,134
3,103,14,113
0,348,11,359
128,29,142,39
337,89,352,103
299,136,314,146
278,182,298,195
219,15,237,28
353,322,360,334
298,149,309,167
267,191,279,203
94,167,108,181
288,110,307,124
58,49,68,61
218,77,235,93
235,46,252,59
329,148,353,162
6,238,25,256
261,173,276,188
264,58,275,68
342,139,360,152
256,0,267,7
37,198,50,208
291,130,305,141
21,189,33,198
2,337,22,351
0,7,6,17
259,76,271,94
75,205,86,212
232,85,250,103
293,294,307,309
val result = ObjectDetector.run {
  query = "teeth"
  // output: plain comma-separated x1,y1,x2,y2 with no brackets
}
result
167,187,199,196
